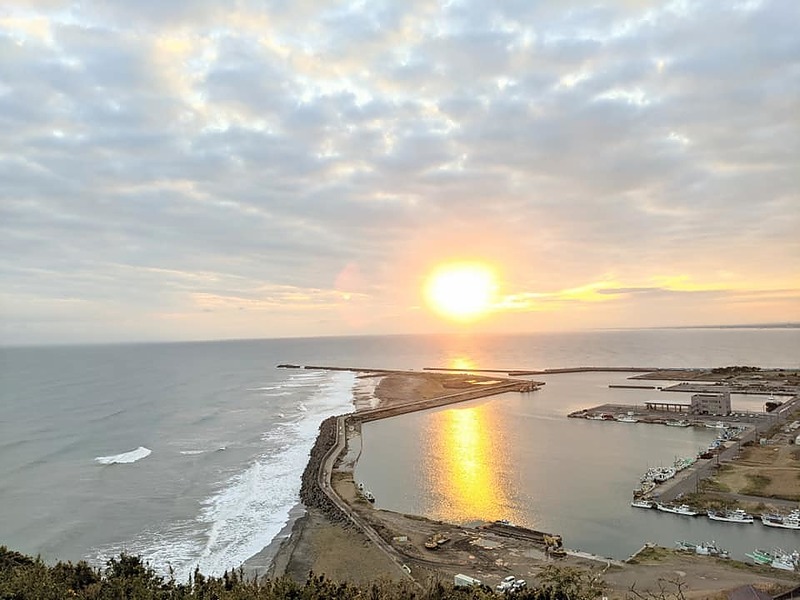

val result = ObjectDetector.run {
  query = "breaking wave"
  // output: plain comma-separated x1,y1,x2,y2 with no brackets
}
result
95,446,152,465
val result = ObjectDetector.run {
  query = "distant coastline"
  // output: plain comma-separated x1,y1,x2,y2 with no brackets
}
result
647,322,800,330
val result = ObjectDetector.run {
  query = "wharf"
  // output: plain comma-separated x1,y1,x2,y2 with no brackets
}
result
609,384,658,390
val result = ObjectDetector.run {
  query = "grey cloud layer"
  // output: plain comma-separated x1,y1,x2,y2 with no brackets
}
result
1,0,798,343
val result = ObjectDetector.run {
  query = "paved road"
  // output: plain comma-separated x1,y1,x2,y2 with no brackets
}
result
318,415,417,583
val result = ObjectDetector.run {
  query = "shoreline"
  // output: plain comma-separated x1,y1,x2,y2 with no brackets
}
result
241,502,306,579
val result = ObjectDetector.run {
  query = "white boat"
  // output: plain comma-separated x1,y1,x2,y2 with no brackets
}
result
761,510,800,529
771,550,800,571
695,541,729,558
666,420,690,427
705,421,727,429
707,508,754,524
631,499,653,509
585,414,605,420
616,414,638,423
677,540,729,558
652,467,676,483
363,490,375,503
657,503,699,516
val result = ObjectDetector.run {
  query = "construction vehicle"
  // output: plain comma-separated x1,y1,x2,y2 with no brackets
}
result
544,534,566,557
424,532,450,550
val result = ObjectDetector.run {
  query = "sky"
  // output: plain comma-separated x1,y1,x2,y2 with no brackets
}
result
1,0,798,345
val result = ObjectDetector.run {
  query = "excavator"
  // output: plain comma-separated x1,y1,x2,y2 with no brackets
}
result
543,534,566,558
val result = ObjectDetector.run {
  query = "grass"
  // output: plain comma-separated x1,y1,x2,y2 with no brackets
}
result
627,545,671,564
742,473,772,495
700,477,731,493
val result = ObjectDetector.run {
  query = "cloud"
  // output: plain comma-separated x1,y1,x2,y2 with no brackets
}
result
1,0,798,344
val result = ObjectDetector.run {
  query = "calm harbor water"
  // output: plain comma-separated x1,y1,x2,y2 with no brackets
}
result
356,369,800,562
1,328,797,575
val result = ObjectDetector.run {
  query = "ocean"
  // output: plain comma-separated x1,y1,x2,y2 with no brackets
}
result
0,329,797,577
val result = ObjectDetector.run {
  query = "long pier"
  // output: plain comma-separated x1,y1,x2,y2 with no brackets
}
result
423,366,679,376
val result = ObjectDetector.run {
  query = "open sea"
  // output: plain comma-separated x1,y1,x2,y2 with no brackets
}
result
1,329,798,578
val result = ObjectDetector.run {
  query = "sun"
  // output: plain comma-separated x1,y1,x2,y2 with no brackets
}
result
424,263,497,321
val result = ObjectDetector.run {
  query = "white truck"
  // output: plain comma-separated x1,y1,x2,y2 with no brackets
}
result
453,573,482,587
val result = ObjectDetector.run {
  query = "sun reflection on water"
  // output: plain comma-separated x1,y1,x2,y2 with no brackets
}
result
448,356,476,371
429,403,514,523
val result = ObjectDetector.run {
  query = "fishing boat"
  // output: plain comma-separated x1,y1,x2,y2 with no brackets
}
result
631,499,653,509
652,467,676,483
665,420,690,427
636,480,656,495
673,456,695,471
771,550,800,571
656,503,699,516
363,490,375,503
746,549,776,565
707,508,754,524
695,541,730,558
761,510,800,529
616,414,638,423
676,540,729,558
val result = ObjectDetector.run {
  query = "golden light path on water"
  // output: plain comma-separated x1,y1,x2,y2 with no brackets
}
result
448,356,476,371
427,402,518,524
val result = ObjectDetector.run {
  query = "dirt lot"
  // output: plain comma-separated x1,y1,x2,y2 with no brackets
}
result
710,444,800,501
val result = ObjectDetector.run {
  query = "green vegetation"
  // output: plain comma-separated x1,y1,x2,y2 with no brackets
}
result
626,545,671,564
710,366,761,375
0,547,607,600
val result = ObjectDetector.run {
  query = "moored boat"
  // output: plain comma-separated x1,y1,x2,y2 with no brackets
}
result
707,508,754,524
695,541,729,558
657,503,699,516
673,456,695,471
746,548,776,565
676,540,729,558
761,510,800,530
652,467,676,483
631,499,653,509
616,414,638,423
771,550,800,571
665,420,690,427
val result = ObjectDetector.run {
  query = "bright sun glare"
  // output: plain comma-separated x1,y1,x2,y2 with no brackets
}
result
424,263,496,321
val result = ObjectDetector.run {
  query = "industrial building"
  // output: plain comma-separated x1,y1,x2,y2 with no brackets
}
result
690,390,731,416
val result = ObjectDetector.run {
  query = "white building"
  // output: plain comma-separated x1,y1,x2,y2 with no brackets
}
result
690,390,731,416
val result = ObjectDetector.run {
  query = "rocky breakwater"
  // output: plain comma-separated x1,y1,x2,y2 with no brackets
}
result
299,416,350,526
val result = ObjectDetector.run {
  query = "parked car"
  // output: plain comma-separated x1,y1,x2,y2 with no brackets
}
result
495,576,517,592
